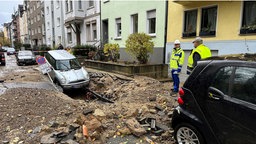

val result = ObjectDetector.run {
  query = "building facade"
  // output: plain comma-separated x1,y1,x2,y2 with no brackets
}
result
101,0,167,64
84,0,101,46
27,0,46,48
166,1,256,72
19,3,30,45
11,11,20,48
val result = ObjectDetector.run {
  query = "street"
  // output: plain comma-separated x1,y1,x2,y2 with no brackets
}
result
0,55,176,144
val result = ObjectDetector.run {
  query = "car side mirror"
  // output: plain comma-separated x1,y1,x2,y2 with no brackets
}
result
208,87,224,100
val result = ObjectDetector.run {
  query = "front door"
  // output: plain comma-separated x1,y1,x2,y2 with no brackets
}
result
205,65,256,144
102,19,109,45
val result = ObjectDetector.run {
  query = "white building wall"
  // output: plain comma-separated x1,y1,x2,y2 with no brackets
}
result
53,0,66,48
44,0,54,47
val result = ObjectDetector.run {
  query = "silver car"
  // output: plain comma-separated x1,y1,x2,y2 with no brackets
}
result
45,50,90,90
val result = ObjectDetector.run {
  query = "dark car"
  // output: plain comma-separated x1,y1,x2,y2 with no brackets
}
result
0,49,6,66
17,50,36,66
172,53,256,144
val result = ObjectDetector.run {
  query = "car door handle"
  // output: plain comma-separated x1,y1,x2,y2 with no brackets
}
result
209,93,220,100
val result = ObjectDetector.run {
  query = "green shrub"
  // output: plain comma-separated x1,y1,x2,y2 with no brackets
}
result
23,44,31,50
125,33,154,64
103,43,120,62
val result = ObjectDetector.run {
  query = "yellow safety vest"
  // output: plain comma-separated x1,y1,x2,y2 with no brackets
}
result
170,48,185,69
187,44,211,69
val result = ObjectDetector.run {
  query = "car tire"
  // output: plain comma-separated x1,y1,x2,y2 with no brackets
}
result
55,81,63,93
174,123,205,144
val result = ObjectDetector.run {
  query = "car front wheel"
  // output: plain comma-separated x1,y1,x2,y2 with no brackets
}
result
174,123,204,144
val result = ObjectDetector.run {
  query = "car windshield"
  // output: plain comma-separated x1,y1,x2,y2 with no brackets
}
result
18,51,33,56
56,59,81,71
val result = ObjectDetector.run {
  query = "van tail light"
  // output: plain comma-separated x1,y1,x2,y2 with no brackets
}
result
1,58,5,61
178,88,185,105
179,88,185,96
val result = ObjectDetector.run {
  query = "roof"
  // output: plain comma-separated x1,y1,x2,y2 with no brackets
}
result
48,50,76,60
206,53,256,62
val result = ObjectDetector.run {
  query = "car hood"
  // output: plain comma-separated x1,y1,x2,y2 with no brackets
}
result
59,68,87,83
18,56,33,59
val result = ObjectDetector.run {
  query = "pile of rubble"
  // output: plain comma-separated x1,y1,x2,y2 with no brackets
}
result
0,72,176,143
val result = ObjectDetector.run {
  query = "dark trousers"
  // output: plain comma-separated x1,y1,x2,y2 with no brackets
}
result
171,70,180,92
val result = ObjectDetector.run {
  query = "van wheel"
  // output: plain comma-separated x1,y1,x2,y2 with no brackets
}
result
174,123,205,144
55,81,63,93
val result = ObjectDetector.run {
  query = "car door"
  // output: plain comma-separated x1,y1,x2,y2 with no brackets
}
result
205,65,256,144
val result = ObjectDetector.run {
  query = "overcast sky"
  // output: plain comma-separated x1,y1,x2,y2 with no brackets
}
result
0,0,23,28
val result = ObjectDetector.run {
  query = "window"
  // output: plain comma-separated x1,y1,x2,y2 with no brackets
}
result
67,28,72,43
47,6,49,15
131,14,138,34
89,0,94,7
115,18,121,38
200,6,217,36
47,22,50,30
92,23,97,40
86,23,91,41
211,66,233,95
45,53,56,69
37,1,40,8
37,14,40,21
183,10,197,37
70,0,73,11
78,0,82,9
58,36,61,43
241,2,256,34
65,0,68,12
56,0,60,8
211,66,256,105
231,67,256,104
57,17,60,26
38,27,41,33
147,10,156,35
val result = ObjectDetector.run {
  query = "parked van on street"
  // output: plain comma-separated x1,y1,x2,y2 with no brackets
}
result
45,50,90,90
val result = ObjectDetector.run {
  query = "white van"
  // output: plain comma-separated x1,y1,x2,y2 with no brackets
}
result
45,50,90,90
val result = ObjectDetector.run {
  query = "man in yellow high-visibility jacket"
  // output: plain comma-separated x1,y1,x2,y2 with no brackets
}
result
187,37,211,74
170,40,185,95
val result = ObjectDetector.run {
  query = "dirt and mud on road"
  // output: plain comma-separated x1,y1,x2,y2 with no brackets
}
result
0,55,177,144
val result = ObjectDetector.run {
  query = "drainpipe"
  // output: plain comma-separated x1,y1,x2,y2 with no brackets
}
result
163,0,168,64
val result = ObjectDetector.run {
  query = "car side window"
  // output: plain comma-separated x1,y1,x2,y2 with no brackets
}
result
45,53,56,69
231,67,256,105
211,66,233,95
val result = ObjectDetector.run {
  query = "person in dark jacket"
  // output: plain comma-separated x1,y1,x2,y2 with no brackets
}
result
57,44,64,50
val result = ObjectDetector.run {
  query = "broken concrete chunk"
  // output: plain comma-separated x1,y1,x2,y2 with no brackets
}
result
155,105,164,111
49,121,59,128
83,109,94,116
125,118,147,137
93,109,106,117
156,123,169,131
40,132,61,144
157,111,165,116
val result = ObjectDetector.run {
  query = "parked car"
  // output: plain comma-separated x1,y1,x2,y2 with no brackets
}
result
0,49,6,66
45,50,90,90
1,47,8,52
7,48,16,55
17,50,36,66
172,53,256,144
